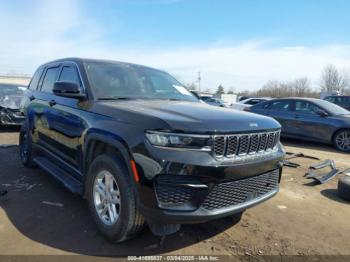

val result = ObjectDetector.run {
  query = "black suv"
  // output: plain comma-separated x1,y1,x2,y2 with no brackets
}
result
20,58,284,242
324,96,350,111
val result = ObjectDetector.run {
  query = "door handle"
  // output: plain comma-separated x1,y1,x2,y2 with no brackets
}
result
49,100,56,107
29,95,35,101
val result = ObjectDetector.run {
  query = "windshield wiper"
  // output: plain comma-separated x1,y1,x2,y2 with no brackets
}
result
164,98,190,101
98,97,134,101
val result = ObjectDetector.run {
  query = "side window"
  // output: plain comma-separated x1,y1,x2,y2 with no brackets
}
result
28,67,44,90
58,66,80,85
41,67,60,93
295,101,321,115
269,101,292,111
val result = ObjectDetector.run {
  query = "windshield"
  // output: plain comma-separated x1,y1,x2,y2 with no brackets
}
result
0,84,24,97
84,62,198,102
316,99,350,115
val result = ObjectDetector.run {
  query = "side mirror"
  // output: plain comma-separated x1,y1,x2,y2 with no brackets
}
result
53,81,86,99
316,110,328,117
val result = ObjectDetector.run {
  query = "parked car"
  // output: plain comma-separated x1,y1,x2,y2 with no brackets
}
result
248,97,350,152
231,97,271,111
0,83,26,126
324,96,350,111
240,97,271,106
201,97,230,107
238,96,251,102
20,58,284,242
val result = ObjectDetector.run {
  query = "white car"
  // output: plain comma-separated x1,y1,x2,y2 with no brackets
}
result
231,97,271,111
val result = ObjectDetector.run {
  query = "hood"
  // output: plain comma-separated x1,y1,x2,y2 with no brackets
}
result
0,95,25,110
101,100,281,133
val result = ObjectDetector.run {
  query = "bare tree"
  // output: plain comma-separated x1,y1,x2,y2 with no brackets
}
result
293,77,311,97
320,64,347,93
342,68,350,95
256,78,318,98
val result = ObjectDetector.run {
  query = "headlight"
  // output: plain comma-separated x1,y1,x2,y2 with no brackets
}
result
145,131,212,151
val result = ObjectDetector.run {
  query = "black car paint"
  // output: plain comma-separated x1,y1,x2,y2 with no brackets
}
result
249,98,350,144
23,58,284,224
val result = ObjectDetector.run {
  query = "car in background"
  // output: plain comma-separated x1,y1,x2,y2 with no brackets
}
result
0,83,26,126
240,97,272,106
248,97,350,152
238,96,251,102
324,96,350,111
231,97,271,111
201,97,230,107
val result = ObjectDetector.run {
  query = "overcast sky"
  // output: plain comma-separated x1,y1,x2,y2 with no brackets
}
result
1,0,350,91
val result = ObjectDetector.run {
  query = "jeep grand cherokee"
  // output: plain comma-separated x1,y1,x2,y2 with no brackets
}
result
20,58,284,242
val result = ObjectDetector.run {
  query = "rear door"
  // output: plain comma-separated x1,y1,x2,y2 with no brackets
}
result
265,100,296,136
43,62,88,178
32,64,61,150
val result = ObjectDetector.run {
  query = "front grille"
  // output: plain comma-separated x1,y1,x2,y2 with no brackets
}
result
201,169,279,211
213,130,280,159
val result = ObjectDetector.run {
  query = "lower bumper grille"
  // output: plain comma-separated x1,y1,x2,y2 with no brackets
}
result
156,185,194,208
201,169,280,211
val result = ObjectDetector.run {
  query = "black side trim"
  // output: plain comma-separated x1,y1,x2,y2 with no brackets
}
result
34,156,83,194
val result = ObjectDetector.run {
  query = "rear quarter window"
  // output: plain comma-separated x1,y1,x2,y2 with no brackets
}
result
28,67,44,90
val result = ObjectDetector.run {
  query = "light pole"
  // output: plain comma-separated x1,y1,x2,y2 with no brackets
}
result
197,71,201,93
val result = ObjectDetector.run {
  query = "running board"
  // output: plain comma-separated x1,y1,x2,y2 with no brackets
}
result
34,157,83,194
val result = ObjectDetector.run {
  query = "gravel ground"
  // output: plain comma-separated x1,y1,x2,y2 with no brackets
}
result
0,127,350,261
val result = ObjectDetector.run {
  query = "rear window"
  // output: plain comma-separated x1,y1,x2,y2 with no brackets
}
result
269,100,292,111
0,84,23,97
28,66,44,91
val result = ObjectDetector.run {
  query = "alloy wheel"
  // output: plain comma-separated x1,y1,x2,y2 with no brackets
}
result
93,170,121,226
335,130,350,151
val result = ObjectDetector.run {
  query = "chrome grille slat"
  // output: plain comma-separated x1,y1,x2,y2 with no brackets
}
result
213,130,280,160
226,136,238,157
213,136,226,157
238,135,250,155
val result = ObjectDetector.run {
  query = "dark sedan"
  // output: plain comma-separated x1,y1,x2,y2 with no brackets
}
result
248,98,350,152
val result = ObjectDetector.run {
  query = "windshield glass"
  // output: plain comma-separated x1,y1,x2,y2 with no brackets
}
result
0,84,24,97
84,62,198,101
316,99,350,115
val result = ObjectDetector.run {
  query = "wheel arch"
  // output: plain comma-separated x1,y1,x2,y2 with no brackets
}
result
332,127,350,142
83,130,137,192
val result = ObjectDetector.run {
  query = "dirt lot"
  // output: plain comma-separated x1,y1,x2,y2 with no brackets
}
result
0,127,350,260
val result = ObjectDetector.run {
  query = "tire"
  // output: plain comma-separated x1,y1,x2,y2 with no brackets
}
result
19,124,35,167
333,129,350,153
86,154,144,242
338,176,350,202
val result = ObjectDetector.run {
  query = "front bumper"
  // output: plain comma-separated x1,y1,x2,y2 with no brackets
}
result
134,142,284,224
140,169,281,224
0,108,25,126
